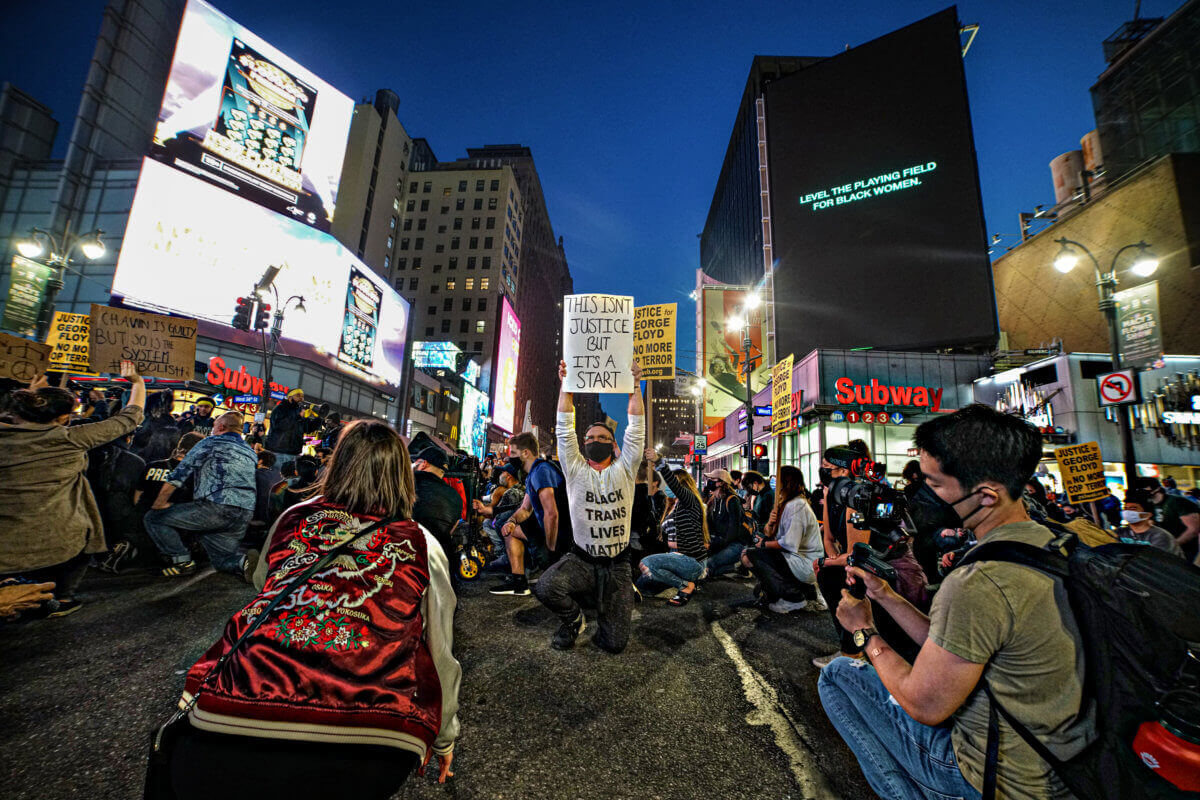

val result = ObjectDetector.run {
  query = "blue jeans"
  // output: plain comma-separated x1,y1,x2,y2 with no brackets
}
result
144,501,252,575
818,658,982,800
707,541,745,575
640,552,707,590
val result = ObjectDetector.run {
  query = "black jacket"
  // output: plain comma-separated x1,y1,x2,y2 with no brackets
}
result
412,471,464,554
264,400,303,455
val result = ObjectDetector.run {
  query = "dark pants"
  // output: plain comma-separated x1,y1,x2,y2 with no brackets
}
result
534,550,634,653
169,723,418,800
144,501,252,574
22,551,91,601
745,548,816,603
817,563,920,662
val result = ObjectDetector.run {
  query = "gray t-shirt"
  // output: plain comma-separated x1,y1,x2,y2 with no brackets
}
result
929,521,1096,799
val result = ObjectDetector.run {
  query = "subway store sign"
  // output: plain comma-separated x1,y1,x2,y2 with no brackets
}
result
834,377,944,412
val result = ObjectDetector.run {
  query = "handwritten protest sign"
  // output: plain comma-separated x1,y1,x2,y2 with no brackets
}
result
88,304,197,380
633,303,676,380
563,294,633,393
46,311,97,374
0,332,50,382
771,354,794,434
1054,441,1108,504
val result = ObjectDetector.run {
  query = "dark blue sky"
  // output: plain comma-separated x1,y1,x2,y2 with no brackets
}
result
3,0,1173,426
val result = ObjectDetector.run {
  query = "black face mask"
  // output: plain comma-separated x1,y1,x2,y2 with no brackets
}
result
507,456,524,474
818,467,834,487
935,486,987,530
584,441,614,463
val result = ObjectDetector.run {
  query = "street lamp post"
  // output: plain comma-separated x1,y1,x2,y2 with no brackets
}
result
16,221,106,341
727,292,761,472
1051,237,1158,484
252,267,305,414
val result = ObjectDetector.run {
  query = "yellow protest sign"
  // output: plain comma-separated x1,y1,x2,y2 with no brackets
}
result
1054,441,1108,504
0,332,50,382
771,354,794,434
46,311,97,374
633,303,676,380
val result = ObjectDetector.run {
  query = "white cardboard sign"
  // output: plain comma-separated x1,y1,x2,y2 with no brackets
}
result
562,293,634,394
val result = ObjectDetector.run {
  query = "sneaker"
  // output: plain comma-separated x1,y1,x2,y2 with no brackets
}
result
162,561,197,578
768,598,811,614
242,549,260,584
806,593,828,612
812,651,865,669
632,584,643,604
488,574,530,596
551,612,586,650
99,541,137,573
47,599,83,618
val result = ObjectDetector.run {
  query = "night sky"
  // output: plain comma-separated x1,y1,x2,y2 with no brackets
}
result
2,0,1173,427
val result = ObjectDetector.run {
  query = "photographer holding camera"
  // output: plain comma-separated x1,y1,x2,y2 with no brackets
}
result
818,405,1096,800
812,444,928,668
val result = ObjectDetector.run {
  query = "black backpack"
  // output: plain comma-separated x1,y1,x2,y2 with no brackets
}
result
958,534,1200,800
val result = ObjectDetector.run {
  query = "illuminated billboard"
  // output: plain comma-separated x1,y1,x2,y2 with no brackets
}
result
764,7,996,353
151,0,353,231
412,341,461,370
701,285,769,428
463,358,481,387
459,382,489,459
112,158,408,388
493,296,521,433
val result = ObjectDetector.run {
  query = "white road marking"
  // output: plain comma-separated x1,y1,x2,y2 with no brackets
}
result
712,621,836,799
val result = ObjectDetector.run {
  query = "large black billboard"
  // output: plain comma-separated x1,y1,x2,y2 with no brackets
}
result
766,6,997,355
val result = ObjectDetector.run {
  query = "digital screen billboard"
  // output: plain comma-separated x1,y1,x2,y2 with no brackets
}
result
412,341,461,370
701,285,769,428
493,296,521,433
463,358,481,387
151,0,353,231
765,7,997,354
459,382,489,459
112,158,409,388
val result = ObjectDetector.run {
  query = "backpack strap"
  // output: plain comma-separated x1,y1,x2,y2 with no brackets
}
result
982,683,1068,800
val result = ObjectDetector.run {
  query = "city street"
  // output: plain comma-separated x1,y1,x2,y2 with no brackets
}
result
1,567,876,800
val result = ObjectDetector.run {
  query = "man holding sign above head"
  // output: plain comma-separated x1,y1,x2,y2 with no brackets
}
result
533,358,644,654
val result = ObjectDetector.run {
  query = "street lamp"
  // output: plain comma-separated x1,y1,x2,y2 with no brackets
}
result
250,265,306,412
1050,237,1159,483
16,223,106,340
723,292,761,471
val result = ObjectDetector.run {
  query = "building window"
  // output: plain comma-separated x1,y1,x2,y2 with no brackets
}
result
389,216,397,230
490,179,500,191
462,298,471,311
435,244,445,253
415,237,424,250
433,263,442,273
475,179,485,191
400,238,410,250
427,305,436,315
393,278,404,290
440,205,449,214
409,181,418,193
412,257,422,269
406,199,415,212
420,199,429,211
484,237,493,248
458,180,467,191
443,187,451,196
451,236,460,250
423,181,432,193
473,198,483,210
473,341,482,351
467,257,476,270
471,217,481,229
437,224,446,234
386,236,394,249
409,278,418,290
465,277,475,290
455,198,464,210
384,254,391,270
488,197,498,210
442,319,451,333
446,279,455,290
430,284,438,294
395,257,407,270
486,216,496,229
449,257,458,270
482,257,492,269
459,319,469,333
459,341,468,352
403,218,413,231
453,217,463,230
470,237,479,249
425,327,434,336
478,297,487,311
417,218,426,230
443,298,452,311
476,319,486,333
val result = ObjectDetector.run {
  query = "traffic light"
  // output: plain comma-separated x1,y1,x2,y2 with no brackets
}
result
232,297,254,331
753,444,768,459
254,302,272,331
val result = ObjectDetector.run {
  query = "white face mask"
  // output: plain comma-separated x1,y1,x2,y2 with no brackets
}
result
1121,510,1151,524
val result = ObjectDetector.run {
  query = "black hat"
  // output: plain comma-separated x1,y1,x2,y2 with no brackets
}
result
498,463,519,479
823,445,859,469
416,447,449,471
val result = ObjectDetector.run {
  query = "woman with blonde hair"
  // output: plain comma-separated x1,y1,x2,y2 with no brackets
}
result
639,448,710,606
161,420,460,797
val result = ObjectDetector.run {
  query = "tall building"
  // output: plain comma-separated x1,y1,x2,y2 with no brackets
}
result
1091,0,1200,183
648,377,696,455
331,89,414,278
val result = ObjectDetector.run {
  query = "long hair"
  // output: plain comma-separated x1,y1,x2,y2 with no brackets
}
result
8,387,76,423
774,465,808,517
316,420,414,519
672,469,710,549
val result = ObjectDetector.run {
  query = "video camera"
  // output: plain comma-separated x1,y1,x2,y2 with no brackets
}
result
827,457,907,534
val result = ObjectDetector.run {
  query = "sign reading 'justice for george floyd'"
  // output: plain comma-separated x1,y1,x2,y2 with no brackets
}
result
563,294,634,394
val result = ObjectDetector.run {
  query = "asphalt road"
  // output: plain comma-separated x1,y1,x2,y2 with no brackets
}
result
1,566,879,800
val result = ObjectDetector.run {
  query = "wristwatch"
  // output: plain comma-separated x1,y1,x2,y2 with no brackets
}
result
852,627,880,650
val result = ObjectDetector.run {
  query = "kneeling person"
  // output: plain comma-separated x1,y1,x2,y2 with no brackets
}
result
534,360,644,653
